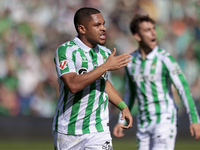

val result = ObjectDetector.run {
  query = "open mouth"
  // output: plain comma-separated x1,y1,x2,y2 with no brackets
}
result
100,33,106,40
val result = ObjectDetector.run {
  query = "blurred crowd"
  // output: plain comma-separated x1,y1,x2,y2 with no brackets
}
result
0,0,200,118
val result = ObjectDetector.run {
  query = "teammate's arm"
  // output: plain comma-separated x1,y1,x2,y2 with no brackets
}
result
190,123,200,140
105,80,133,129
61,48,131,93
113,67,136,137
164,54,200,140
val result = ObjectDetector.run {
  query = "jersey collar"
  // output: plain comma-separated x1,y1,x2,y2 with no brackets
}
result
73,36,99,53
146,46,158,60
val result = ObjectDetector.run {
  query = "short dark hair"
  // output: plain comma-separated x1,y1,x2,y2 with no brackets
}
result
130,14,155,34
74,7,101,33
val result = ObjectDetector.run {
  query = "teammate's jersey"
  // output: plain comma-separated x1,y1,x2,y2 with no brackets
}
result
52,37,111,135
120,46,199,127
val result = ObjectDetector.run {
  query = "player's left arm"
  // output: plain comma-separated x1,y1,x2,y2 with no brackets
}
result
164,53,200,140
105,79,133,129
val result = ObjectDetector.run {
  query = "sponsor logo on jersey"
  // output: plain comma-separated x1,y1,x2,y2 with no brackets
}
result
59,60,68,70
131,74,157,82
78,68,88,75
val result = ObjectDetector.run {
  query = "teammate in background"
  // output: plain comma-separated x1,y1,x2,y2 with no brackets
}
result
113,14,200,150
52,7,133,150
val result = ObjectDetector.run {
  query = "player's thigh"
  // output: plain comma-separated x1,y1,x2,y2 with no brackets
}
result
151,123,177,150
136,129,150,150
85,131,113,150
52,131,85,150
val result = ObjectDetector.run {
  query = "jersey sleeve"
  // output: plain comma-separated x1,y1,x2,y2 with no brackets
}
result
54,43,76,78
163,54,200,124
118,67,136,124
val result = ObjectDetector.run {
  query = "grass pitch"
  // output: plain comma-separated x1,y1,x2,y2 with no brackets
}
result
0,138,199,150
113,138,200,150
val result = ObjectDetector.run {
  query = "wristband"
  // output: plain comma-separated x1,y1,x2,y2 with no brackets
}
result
117,101,127,110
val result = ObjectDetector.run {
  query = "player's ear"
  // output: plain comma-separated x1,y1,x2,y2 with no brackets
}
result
78,25,86,34
133,33,141,42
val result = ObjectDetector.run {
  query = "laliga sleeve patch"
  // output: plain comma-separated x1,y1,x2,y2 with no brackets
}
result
60,60,68,70
172,63,182,75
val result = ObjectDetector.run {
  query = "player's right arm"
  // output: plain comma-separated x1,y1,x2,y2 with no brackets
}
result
60,48,131,94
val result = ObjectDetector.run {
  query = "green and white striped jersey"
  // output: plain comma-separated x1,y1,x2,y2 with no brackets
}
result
120,46,199,127
52,37,111,135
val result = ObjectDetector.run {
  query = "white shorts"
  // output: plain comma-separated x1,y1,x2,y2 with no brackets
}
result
52,131,113,150
136,114,177,150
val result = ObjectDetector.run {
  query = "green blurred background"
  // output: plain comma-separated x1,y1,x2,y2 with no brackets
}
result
0,0,200,149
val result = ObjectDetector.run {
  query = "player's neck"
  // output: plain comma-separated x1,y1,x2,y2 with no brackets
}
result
139,46,152,60
78,35,95,48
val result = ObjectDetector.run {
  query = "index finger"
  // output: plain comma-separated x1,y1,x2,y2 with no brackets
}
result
116,53,131,59
121,120,132,129
121,124,132,129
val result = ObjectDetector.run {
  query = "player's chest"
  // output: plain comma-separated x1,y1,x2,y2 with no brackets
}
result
75,52,108,78
127,59,164,82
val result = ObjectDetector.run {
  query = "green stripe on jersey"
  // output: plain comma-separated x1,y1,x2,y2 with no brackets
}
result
140,60,151,126
161,62,169,110
104,95,108,111
78,48,88,69
124,58,137,126
90,49,97,66
158,48,169,111
168,55,198,123
63,86,69,115
55,110,59,131
82,82,96,134
95,79,105,132
171,109,174,123
98,49,108,106
129,57,137,111
150,56,161,123
99,48,107,60
67,90,83,134
67,49,88,134
90,49,104,132
129,57,143,126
